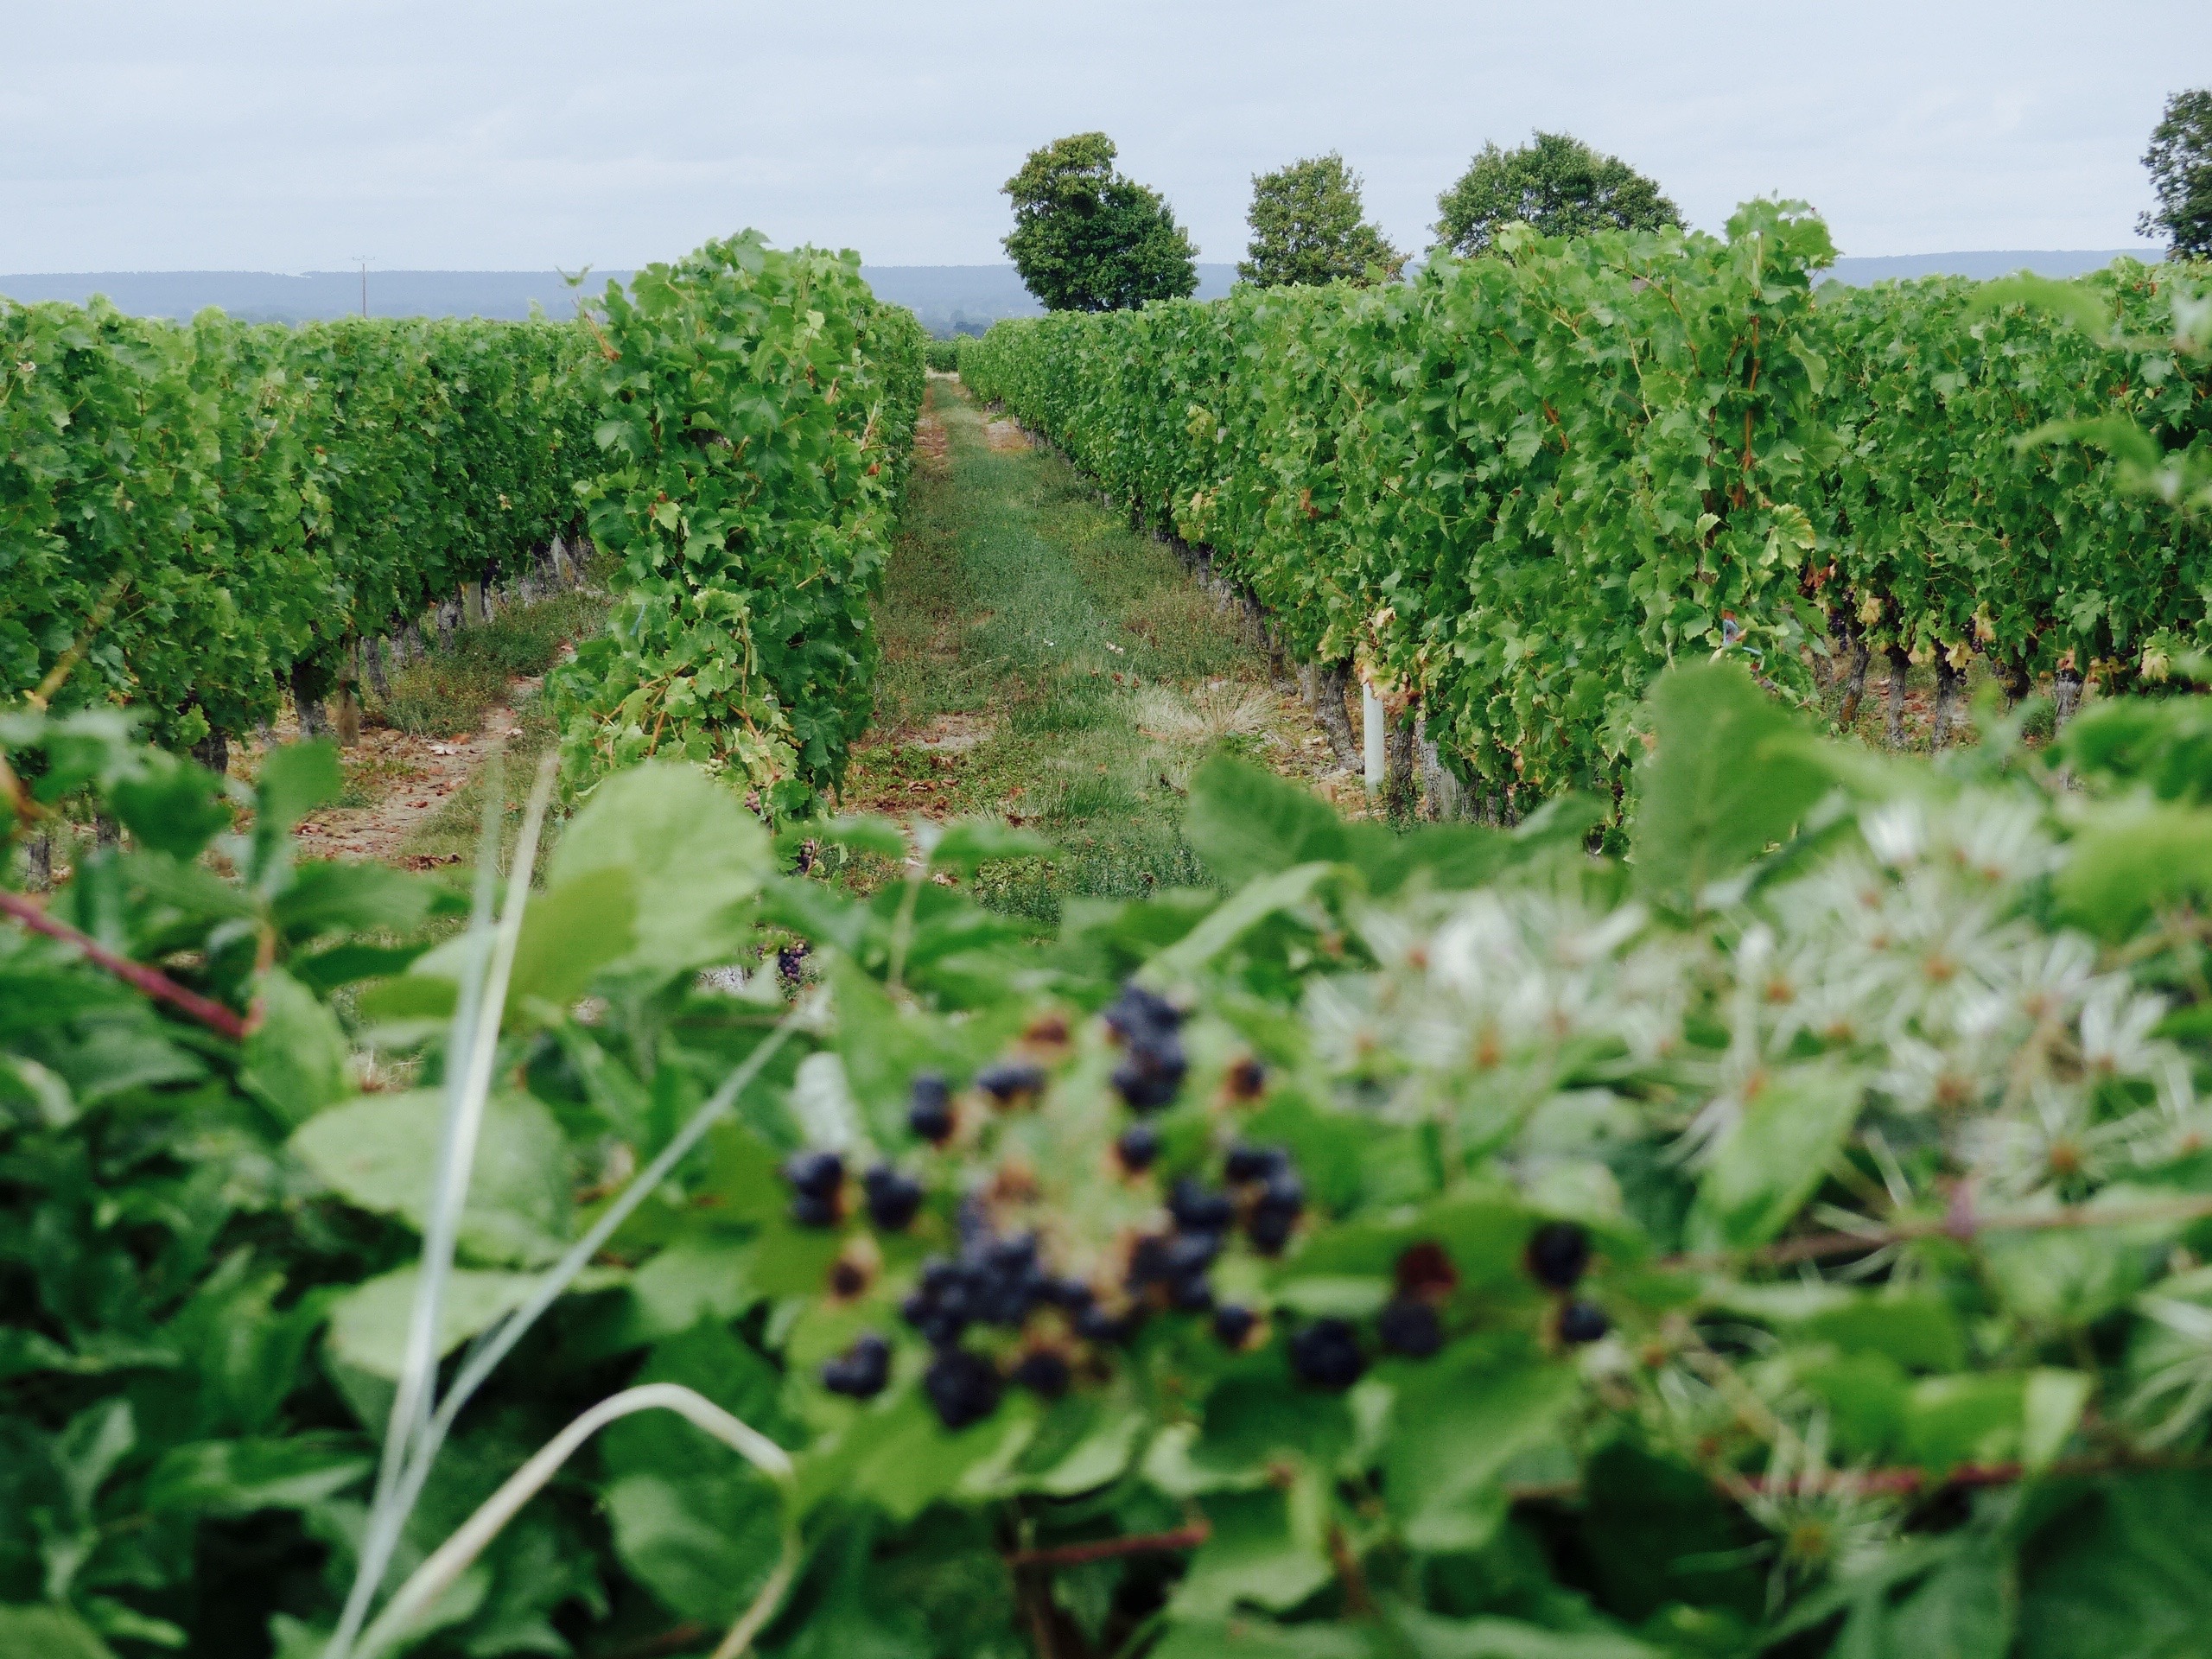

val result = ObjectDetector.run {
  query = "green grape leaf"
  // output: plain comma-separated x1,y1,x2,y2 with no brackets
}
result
289,1089,571,1267
239,967,351,1124
252,741,343,871
2020,1471,2212,1659
2054,804,2212,940
598,1322,790,1623
1385,1605,1659,1658
289,941,428,995
109,753,231,861
1384,1346,1578,1552
0,1606,117,1659
509,865,638,1009
1795,1289,1967,1372
1184,752,1351,885
1151,1621,1372,1659
141,1436,369,1517
547,760,771,976
323,1267,549,1380
273,859,446,942
1172,1487,1334,1619
1630,662,1830,908
1901,1369,2089,1477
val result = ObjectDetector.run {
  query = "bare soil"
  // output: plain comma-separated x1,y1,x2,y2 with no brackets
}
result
229,683,542,868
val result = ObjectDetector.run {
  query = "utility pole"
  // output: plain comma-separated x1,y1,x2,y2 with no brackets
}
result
353,254,372,317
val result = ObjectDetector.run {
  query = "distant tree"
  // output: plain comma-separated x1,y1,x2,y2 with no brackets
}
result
1238,153,1405,288
1433,130,1682,257
1001,133,1199,312
2139,89,2212,259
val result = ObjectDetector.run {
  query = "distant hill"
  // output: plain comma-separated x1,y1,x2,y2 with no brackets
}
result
0,269,629,325
855,265,1238,335
0,264,1240,335
1819,249,2160,285
0,253,2161,335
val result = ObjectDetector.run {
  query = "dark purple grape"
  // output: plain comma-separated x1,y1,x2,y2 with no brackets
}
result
976,1060,1046,1103
1288,1319,1365,1391
1377,1298,1443,1358
907,1074,956,1144
1168,1178,1235,1234
1395,1242,1458,1299
781,1149,844,1198
1212,1303,1257,1349
1246,1205,1298,1257
1011,1350,1071,1399
1077,1304,1136,1344
777,943,810,985
1164,1231,1223,1275
1224,1055,1268,1100
862,1166,924,1230
955,1197,993,1248
1050,1276,1096,1313
1526,1222,1592,1291
791,1192,840,1230
917,1258,963,1298
903,1257,976,1345
1257,1170,1304,1215
1168,1271,1215,1312
1126,1234,1173,1289
1104,982,1183,1045
1112,1035,1187,1111
1116,1123,1161,1173
821,1332,891,1398
924,1347,1003,1429
1224,1144,1288,1185
1558,1300,1609,1345
987,1232,1039,1274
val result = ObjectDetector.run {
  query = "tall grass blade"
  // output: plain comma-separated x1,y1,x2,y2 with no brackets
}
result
352,1383,798,1659
327,751,554,1659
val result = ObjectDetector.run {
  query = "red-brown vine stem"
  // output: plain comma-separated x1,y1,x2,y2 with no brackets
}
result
1001,1521,1212,1570
0,888,249,1042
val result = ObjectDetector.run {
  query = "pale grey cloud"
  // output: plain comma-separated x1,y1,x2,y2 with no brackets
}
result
0,0,2198,272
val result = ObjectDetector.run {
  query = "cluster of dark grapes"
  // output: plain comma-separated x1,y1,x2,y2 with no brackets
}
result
1281,1223,1606,1393
780,1149,923,1231
1225,1144,1304,1255
800,986,1611,1427
1526,1220,1607,1343
898,1213,1097,1427
1105,983,1188,1110
1121,1140,1306,1353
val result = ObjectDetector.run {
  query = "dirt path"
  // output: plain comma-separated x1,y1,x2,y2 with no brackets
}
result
212,669,557,871
269,696,536,867
838,377,1363,916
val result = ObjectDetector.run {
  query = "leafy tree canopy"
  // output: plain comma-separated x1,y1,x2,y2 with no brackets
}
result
2139,87,2212,258
1001,132,1198,313
1433,130,1682,257
1237,152,1405,288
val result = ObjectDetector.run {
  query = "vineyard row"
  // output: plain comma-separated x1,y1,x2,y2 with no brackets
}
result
1,234,926,809
960,201,2211,805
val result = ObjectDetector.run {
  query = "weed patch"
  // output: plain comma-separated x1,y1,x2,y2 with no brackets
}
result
372,589,607,737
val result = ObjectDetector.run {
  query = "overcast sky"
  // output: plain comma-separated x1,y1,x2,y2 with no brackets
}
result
2,0,2201,273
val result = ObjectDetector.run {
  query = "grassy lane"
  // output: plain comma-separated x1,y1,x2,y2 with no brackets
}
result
841,376,1344,920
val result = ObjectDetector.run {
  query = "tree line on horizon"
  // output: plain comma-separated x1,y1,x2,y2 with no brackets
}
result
1002,86,2212,315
